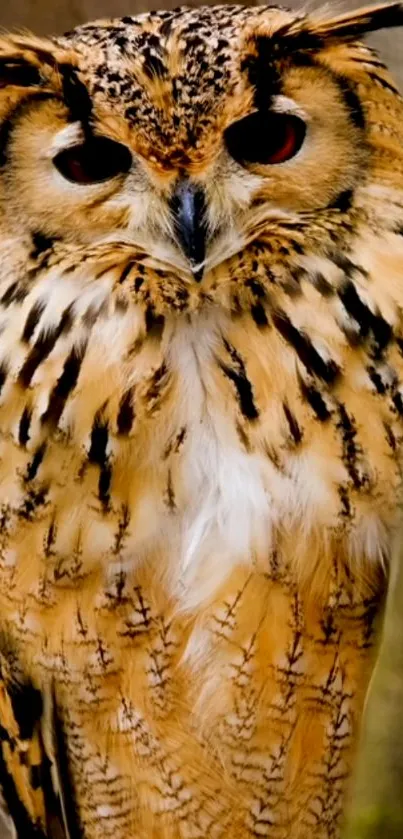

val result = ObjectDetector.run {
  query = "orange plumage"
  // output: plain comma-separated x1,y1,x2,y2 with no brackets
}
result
0,4,402,836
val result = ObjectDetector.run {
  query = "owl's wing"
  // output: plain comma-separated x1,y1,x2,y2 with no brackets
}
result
0,653,69,839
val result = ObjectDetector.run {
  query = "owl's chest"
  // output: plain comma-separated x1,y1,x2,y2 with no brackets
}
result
0,310,391,838
0,305,397,611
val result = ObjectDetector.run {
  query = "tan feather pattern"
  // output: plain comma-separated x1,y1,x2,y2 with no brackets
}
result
0,3,401,837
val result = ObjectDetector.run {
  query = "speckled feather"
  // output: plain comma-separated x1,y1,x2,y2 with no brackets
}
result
0,3,402,837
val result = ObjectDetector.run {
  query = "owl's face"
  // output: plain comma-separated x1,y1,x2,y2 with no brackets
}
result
0,4,394,290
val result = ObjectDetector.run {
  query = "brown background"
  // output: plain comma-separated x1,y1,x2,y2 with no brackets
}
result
0,0,402,87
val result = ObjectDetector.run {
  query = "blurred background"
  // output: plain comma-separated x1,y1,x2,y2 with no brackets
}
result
0,0,402,87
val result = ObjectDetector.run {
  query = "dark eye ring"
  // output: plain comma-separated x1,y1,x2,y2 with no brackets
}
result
53,136,132,184
224,111,306,167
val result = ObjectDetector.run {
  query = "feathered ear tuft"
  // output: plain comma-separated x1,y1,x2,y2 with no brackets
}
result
311,2,403,41
0,58,42,89
0,33,75,91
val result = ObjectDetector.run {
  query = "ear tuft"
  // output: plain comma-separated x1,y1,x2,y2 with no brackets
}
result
312,2,403,42
0,33,75,91
0,58,42,89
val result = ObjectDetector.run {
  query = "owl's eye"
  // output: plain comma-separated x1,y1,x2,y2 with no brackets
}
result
224,111,306,167
53,137,132,184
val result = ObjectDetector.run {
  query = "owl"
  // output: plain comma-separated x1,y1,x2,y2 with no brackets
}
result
0,2,402,837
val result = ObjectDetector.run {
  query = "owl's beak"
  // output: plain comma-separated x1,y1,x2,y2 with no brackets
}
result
170,180,207,282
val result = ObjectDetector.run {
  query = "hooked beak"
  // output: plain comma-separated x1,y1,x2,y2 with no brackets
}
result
170,180,207,282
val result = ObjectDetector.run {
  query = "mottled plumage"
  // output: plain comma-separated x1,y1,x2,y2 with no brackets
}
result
0,3,402,837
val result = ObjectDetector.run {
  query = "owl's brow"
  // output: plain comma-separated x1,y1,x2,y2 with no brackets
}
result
0,63,93,168
0,91,56,168
58,64,93,137
242,38,365,133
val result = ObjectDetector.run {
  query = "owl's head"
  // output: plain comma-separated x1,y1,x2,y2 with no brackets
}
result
0,3,402,296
